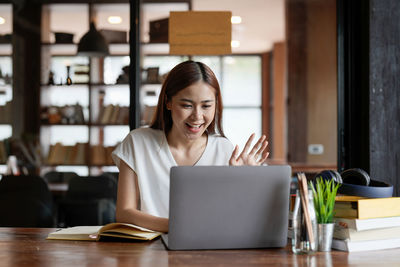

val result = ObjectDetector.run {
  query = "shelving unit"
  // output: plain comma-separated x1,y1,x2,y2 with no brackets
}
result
0,4,13,172
39,3,130,176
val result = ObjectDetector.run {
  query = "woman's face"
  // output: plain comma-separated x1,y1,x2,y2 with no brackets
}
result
167,81,216,140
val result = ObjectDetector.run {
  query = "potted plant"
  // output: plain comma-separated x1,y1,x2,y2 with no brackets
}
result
309,177,340,251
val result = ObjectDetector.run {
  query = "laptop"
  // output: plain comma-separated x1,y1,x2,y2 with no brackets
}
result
162,165,292,250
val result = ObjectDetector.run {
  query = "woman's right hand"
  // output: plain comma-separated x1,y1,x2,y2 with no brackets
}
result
229,133,269,166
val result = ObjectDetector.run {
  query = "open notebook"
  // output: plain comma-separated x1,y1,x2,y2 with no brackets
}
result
47,223,161,241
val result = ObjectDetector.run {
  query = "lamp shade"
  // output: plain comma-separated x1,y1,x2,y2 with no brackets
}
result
77,22,109,57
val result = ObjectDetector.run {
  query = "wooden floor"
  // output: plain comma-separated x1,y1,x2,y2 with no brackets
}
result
1,228,400,266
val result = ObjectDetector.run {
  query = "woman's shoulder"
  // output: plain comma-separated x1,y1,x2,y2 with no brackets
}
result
123,127,164,147
128,127,164,140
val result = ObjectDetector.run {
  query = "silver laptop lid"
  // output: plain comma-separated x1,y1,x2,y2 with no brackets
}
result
166,165,291,250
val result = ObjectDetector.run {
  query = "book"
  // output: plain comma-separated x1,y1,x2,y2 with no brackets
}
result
332,238,400,252
334,196,400,219
90,145,106,165
105,146,116,165
334,216,400,231
46,223,161,241
116,106,129,124
100,104,114,124
334,225,400,241
109,104,120,124
74,142,87,165
47,143,65,165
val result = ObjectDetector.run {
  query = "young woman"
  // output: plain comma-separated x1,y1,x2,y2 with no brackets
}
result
112,60,269,232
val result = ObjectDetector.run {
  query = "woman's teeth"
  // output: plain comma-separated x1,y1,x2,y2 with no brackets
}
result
186,123,202,128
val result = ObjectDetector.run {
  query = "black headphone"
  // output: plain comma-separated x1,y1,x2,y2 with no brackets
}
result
313,168,393,198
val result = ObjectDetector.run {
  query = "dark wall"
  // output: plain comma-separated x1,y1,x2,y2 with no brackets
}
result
338,0,400,196
12,1,41,137
369,0,400,195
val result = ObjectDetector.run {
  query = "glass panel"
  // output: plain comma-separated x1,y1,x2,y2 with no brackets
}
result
0,83,11,105
41,85,88,107
103,126,130,146
143,56,185,79
0,4,12,156
55,166,88,176
47,126,88,145
104,56,130,85
0,125,11,140
223,108,261,151
46,4,89,43
221,56,261,107
192,56,222,82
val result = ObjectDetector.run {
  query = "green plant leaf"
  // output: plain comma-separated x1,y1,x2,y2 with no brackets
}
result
310,176,341,223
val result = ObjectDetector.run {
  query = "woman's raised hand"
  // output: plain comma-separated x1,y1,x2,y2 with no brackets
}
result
229,133,269,166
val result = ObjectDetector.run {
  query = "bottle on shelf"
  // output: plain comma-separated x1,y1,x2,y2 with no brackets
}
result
66,65,72,85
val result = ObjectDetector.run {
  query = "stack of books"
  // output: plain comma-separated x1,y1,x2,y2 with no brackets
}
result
332,196,400,252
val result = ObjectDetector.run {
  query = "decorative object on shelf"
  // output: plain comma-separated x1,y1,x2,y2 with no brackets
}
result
77,22,109,57
145,67,160,84
309,176,340,252
0,33,12,43
47,106,62,124
41,104,85,125
3,74,11,85
0,68,10,86
99,29,127,43
73,64,90,84
292,173,318,254
47,71,55,85
60,105,75,124
116,65,129,84
149,17,169,43
66,66,72,85
54,32,74,44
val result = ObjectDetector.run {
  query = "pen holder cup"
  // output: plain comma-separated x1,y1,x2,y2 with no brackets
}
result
292,189,318,254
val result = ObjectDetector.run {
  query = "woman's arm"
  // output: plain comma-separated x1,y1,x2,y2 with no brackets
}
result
116,160,169,232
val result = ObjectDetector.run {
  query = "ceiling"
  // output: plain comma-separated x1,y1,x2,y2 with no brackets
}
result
142,0,285,53
0,1,285,53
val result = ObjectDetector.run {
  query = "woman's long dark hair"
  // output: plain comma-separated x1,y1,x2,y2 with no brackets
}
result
150,60,225,137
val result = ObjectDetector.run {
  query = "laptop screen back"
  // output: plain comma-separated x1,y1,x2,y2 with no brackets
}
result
166,165,291,250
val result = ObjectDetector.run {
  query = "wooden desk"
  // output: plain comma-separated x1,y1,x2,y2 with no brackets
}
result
1,228,400,267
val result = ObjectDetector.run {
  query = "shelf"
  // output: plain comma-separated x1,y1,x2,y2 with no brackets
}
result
90,123,129,127
90,83,129,87
44,163,116,167
41,43,129,56
41,83,130,87
41,84,89,88
0,43,12,55
42,42,129,46
40,123,128,127
40,123,88,126
141,43,169,54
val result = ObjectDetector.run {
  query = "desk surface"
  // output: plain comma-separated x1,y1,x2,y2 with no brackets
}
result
1,228,400,267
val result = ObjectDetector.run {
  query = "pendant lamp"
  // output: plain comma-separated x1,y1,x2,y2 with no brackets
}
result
77,22,109,57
